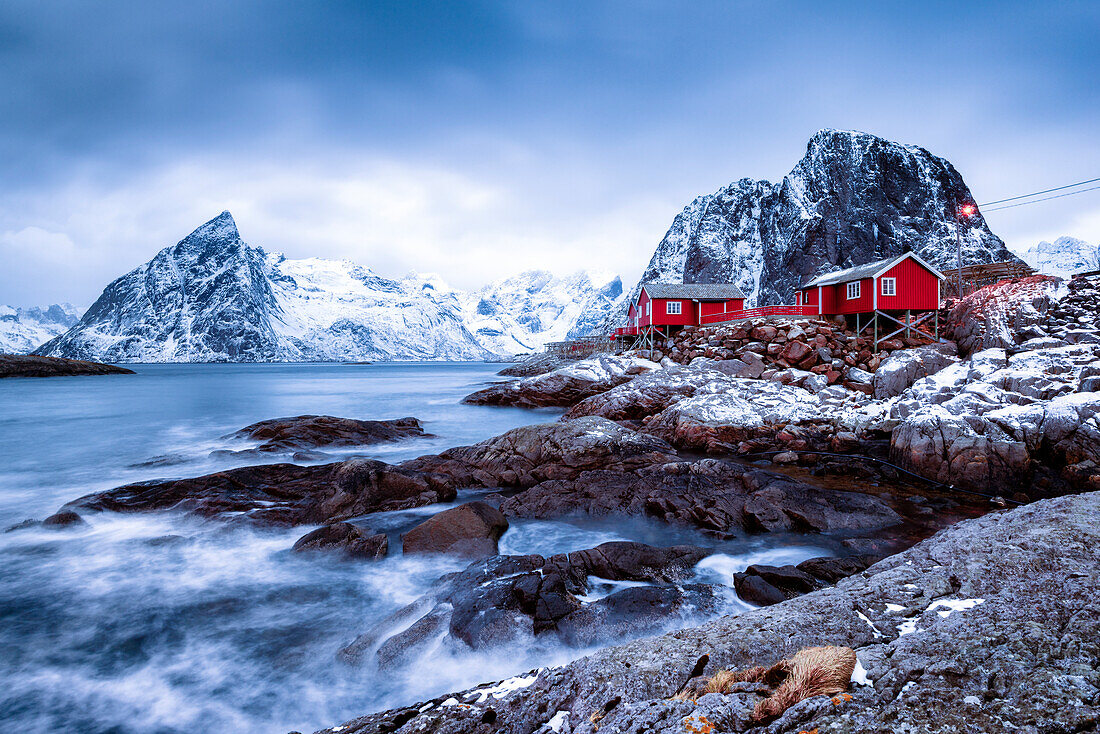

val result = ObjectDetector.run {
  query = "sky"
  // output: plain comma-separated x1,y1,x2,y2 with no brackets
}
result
1,0,1098,306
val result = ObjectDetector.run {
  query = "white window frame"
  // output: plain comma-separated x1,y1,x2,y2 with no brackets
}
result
666,301,682,315
846,281,861,300
645,302,651,316
881,277,896,296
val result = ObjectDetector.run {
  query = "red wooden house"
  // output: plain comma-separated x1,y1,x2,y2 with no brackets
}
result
796,251,945,344
615,283,746,345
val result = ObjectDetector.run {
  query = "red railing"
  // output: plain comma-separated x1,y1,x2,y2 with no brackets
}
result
698,304,818,325
613,326,640,337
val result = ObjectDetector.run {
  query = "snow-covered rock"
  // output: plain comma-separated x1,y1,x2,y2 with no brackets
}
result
1016,236,1100,278
463,354,661,408
890,344,1100,495
0,303,82,354
621,129,1017,322
35,212,623,363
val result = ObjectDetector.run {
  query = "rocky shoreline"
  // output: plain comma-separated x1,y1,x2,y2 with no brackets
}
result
14,273,1099,734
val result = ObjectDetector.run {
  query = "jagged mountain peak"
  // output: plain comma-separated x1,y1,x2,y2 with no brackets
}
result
629,129,1017,315
35,215,621,362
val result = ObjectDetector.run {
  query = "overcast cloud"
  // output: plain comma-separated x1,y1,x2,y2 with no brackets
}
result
1,0,1098,305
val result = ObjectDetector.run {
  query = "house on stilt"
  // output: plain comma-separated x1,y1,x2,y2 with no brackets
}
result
613,283,746,349
796,251,945,348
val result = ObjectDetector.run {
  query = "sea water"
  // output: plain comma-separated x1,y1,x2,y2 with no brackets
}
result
0,363,829,733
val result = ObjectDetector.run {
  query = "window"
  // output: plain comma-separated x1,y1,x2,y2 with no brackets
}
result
645,302,651,316
846,281,861,300
666,301,682,315
881,277,896,296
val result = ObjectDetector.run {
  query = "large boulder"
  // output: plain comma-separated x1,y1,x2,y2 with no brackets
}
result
463,355,660,408
401,501,509,558
945,275,1060,355
871,343,958,399
563,362,737,421
315,492,1100,734
292,522,389,559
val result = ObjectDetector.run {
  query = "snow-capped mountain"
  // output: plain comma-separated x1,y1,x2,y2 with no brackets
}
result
1016,236,1099,278
462,270,624,354
628,129,1019,316
35,212,619,362
0,303,83,354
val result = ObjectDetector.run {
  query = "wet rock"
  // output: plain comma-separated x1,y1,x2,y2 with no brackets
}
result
401,502,508,558
0,354,134,378
316,492,1100,734
292,522,389,559
61,458,456,526
500,460,902,536
796,555,870,583
340,542,712,667
42,511,85,528
224,415,429,453
732,572,788,606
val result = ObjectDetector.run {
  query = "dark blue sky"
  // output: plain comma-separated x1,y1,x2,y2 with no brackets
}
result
2,0,1098,304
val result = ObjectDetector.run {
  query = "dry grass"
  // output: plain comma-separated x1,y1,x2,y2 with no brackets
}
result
676,646,857,723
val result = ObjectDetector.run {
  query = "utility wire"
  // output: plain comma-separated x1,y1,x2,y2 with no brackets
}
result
978,176,1100,207
982,184,1100,213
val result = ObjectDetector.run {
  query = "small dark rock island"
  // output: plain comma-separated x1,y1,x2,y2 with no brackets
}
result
0,353,134,378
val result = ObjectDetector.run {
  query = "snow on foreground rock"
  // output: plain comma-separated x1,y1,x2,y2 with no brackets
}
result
463,354,661,408
889,343,1100,495
312,492,1100,734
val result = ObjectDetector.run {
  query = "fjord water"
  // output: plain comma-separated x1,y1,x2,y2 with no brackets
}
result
0,363,828,734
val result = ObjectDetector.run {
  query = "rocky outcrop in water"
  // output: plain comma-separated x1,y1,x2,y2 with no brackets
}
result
292,522,389,559
0,354,134,378
313,492,1100,734
222,415,429,456
339,542,715,668
61,459,456,526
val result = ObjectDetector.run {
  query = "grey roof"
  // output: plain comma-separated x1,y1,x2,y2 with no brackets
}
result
641,282,746,300
802,252,944,288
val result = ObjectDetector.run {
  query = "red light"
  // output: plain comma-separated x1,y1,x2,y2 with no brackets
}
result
959,204,976,217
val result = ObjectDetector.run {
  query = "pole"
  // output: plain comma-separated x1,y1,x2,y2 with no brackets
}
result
955,217,963,300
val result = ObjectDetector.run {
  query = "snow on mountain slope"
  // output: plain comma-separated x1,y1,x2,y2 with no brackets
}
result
0,303,83,354
1016,236,1099,278
462,270,625,354
626,129,1019,320
35,212,621,362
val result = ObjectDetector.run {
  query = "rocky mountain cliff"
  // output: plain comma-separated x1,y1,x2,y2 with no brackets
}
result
1016,235,1099,277
34,212,618,362
631,129,1018,311
0,303,82,354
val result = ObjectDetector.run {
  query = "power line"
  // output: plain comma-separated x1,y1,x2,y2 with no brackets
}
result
978,176,1100,207
982,184,1100,212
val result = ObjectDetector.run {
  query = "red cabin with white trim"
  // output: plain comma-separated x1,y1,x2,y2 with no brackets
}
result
627,283,746,331
796,252,944,317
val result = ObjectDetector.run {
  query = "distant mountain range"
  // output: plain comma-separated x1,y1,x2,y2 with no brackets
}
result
624,129,1019,321
1014,236,1099,278
31,212,623,362
0,303,83,354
